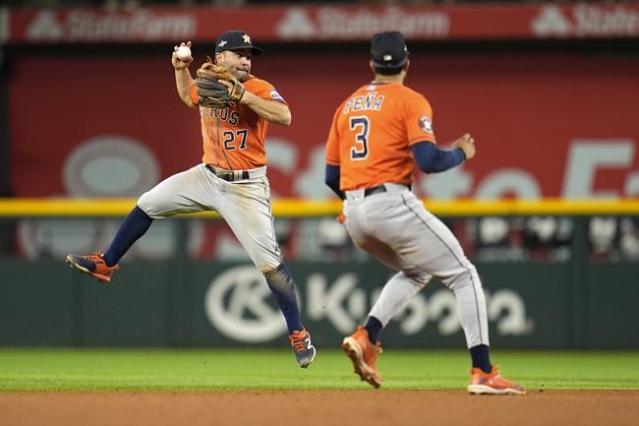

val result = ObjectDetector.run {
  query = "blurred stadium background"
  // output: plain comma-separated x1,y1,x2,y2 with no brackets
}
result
0,0,638,357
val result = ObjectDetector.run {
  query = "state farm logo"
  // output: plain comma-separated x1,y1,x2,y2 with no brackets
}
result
25,9,197,42
532,4,639,37
26,10,64,41
531,6,571,37
277,8,317,39
277,6,449,40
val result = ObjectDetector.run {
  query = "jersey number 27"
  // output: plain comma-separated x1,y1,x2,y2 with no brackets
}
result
223,129,249,150
349,116,369,160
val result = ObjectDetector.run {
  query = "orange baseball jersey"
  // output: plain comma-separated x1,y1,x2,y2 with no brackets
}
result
190,75,286,170
325,82,436,190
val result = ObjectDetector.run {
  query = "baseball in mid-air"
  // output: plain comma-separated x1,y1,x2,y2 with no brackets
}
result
176,45,192,60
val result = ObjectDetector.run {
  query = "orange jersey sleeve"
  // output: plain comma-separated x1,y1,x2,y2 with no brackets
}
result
405,93,436,146
197,76,285,170
325,105,343,166
246,79,287,104
327,83,435,191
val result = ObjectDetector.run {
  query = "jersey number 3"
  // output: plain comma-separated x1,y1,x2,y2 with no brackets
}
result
349,116,369,160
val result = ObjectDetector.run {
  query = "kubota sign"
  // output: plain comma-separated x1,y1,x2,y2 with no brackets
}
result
203,265,533,344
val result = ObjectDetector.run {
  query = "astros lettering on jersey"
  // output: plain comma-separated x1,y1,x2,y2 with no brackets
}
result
190,76,286,170
325,82,435,190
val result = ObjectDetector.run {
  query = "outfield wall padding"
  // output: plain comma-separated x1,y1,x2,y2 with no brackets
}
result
0,260,637,349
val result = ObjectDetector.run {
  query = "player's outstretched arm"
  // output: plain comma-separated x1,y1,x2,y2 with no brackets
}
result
412,134,475,174
172,41,196,109
240,92,292,126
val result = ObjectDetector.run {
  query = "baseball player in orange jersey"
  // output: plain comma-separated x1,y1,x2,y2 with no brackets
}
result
325,31,524,394
66,30,316,368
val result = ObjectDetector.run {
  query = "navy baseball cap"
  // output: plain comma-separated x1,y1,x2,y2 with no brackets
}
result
215,30,263,56
370,31,409,69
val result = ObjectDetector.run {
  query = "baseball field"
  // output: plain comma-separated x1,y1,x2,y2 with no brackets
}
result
1,348,637,425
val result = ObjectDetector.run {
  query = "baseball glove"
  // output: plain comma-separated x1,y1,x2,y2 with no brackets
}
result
195,60,245,108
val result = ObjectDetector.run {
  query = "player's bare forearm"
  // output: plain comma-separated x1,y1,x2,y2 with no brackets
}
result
241,91,291,126
175,68,196,109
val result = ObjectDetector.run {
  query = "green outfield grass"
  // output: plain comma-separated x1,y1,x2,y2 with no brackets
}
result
0,349,637,392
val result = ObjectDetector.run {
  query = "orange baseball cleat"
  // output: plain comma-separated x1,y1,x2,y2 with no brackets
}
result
468,367,526,395
341,326,383,388
65,252,120,283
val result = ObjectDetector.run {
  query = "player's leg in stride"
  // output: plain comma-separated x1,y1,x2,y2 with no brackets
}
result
264,263,316,368
347,225,525,394
66,205,152,283
341,272,421,389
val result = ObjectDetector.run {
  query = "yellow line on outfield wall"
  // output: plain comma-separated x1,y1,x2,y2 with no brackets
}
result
0,198,638,218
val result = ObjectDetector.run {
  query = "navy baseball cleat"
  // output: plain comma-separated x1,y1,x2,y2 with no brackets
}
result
289,329,316,368
65,251,120,283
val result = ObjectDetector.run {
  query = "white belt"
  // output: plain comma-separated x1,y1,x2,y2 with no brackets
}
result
345,183,410,201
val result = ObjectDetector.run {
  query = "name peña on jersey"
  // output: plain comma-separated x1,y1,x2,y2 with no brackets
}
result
342,92,385,114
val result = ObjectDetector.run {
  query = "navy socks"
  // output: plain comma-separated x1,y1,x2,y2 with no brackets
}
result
365,316,383,344
102,206,153,267
469,344,492,373
264,263,304,333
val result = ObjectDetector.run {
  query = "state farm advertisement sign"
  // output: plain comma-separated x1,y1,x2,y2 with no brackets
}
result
275,6,449,40
531,4,639,38
9,53,639,200
4,3,639,44
21,9,197,42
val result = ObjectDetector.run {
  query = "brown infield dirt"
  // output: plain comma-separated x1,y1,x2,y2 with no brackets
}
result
1,390,638,426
